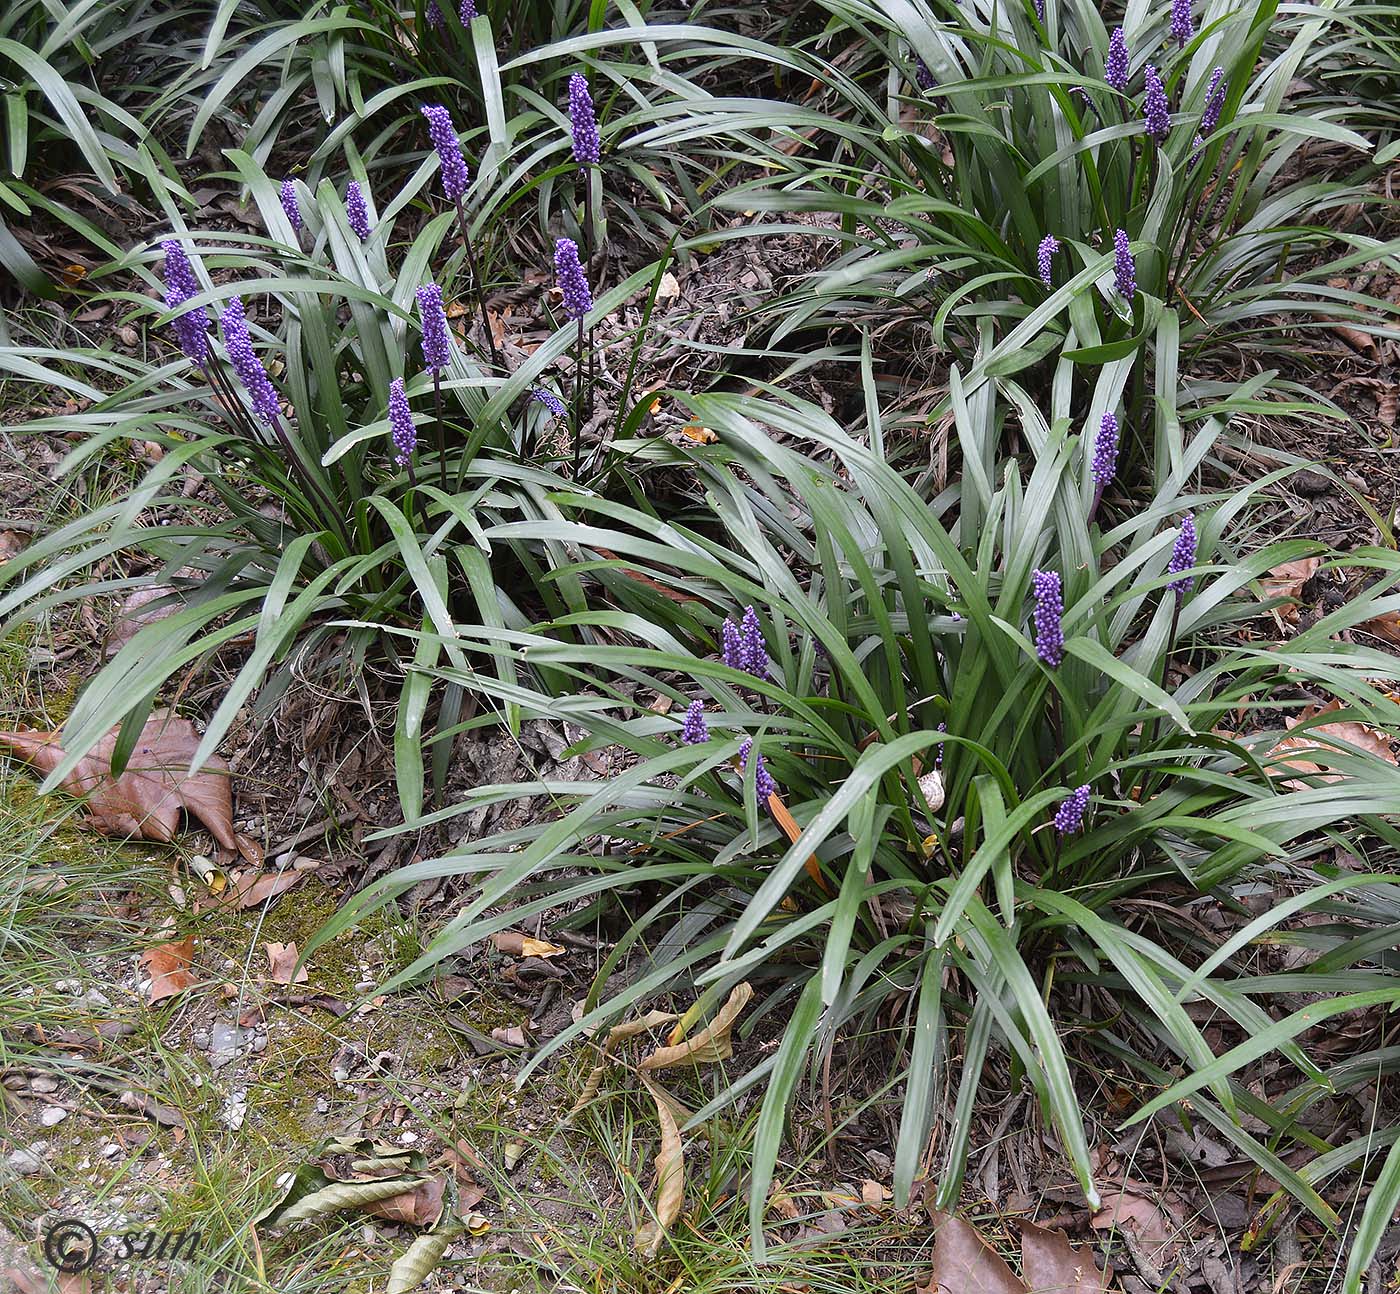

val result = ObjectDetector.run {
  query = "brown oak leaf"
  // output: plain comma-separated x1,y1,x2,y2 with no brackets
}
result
0,712,261,863
140,936,198,1004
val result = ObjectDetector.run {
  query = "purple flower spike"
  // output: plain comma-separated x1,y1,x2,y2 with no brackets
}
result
554,238,592,320
416,282,452,373
388,377,416,466
568,73,601,166
1037,235,1060,288
425,0,444,27
1113,229,1136,301
1105,29,1129,93
1054,785,1091,835
912,55,935,91
280,179,303,232
161,240,209,365
680,700,709,745
935,721,947,769
220,297,280,423
721,618,745,670
1031,569,1065,668
421,104,469,202
1171,0,1193,48
1200,67,1226,136
737,738,776,802
1091,412,1120,485
1166,514,1198,599
531,388,566,417
1144,65,1170,143
1033,0,1044,20
738,606,770,678
459,0,477,18
346,181,371,241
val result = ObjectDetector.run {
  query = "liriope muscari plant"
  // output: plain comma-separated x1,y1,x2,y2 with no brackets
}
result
305,384,1400,1257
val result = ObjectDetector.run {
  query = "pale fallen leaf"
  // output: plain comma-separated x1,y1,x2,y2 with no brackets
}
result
570,1010,679,1112
681,423,717,444
768,1187,800,1221
491,930,566,958
386,1224,462,1294
0,712,261,863
644,983,753,1070
1258,557,1322,603
655,271,681,302
104,586,182,657
1269,699,1398,788
230,869,303,908
862,1179,892,1208
635,1075,684,1256
1356,610,1400,647
1090,1186,1185,1265
1019,1219,1115,1292
265,941,309,985
141,936,198,1004
923,1210,1023,1294
490,1025,529,1047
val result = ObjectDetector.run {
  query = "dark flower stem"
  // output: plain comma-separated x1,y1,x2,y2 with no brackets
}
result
453,196,501,369
405,457,422,533
432,371,448,495
1088,481,1106,524
268,410,343,527
573,314,585,478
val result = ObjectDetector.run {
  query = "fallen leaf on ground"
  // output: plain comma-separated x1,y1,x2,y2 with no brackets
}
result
0,713,261,863
1019,1219,1114,1292
361,1175,447,1228
265,941,309,985
1090,1185,1186,1266
140,937,198,1004
862,1179,892,1208
490,1025,529,1047
104,586,182,656
1356,610,1400,647
635,1075,684,1257
645,982,753,1069
922,1211,1023,1294
491,930,566,958
1258,558,1322,603
0,530,27,562
1269,699,1398,787
230,868,302,908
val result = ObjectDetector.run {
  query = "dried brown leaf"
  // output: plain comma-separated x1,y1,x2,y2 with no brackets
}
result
641,983,753,1071
491,930,566,958
1357,610,1400,647
1090,1186,1185,1265
0,713,261,863
923,1210,1024,1294
265,941,309,985
104,586,182,657
360,1174,447,1228
231,869,303,908
1258,558,1322,603
635,1075,684,1256
1269,699,1398,787
140,936,198,1004
1019,1219,1114,1292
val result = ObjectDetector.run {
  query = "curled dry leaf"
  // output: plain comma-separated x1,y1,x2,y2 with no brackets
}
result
490,1025,529,1048
635,1075,684,1257
361,1174,447,1228
633,984,753,1255
1258,557,1322,604
140,936,198,1004
230,868,303,908
1356,610,1400,647
1268,699,1398,788
569,1009,679,1114
1090,1185,1186,1266
491,930,566,958
265,941,309,985
0,713,261,864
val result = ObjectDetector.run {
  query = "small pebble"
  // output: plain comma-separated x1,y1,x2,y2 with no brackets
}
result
40,1107,68,1127
101,1144,121,1159
8,1148,43,1175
